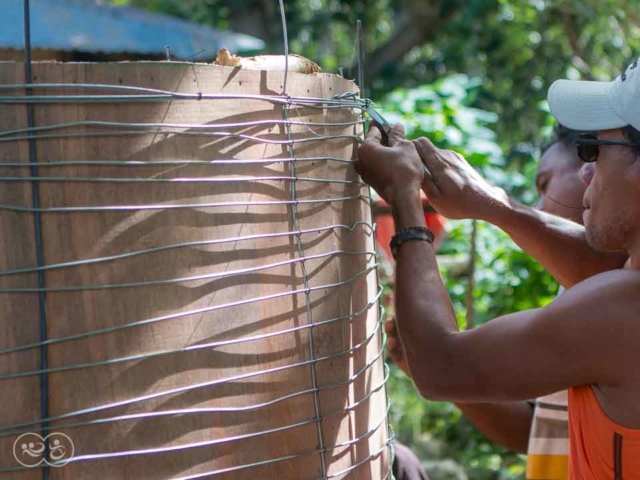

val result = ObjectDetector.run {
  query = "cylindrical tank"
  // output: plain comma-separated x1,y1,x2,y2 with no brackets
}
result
0,61,389,479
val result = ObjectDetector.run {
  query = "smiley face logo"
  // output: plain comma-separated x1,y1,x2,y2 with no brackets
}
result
13,432,74,468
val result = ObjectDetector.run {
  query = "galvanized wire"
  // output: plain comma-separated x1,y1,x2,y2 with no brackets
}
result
0,83,367,109
278,0,328,473
0,61,390,478
0,156,355,167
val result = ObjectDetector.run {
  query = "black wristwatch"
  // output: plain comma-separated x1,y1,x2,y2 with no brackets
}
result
390,226,434,260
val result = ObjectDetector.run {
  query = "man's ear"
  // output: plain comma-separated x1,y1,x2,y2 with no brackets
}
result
627,151,640,192
623,126,640,160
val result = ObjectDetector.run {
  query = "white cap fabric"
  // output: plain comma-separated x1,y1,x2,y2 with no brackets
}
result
547,58,640,131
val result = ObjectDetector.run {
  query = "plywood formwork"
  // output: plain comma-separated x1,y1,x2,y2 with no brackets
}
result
0,61,389,479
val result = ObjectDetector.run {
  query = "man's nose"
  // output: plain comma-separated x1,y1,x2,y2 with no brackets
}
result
580,163,595,186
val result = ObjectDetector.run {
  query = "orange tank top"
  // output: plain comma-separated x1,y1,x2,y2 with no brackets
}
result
569,386,640,479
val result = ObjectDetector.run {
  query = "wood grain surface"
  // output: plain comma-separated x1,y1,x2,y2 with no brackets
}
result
0,61,388,479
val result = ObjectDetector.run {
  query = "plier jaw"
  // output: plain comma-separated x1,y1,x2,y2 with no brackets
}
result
364,105,392,136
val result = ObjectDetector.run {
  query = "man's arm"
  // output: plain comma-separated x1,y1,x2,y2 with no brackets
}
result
481,198,626,288
456,402,533,454
356,125,636,402
392,189,634,402
412,139,626,288
386,320,532,453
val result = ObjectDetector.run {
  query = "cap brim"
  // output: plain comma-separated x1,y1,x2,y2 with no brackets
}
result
547,79,627,131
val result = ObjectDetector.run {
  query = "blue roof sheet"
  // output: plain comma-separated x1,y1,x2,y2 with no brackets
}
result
2,0,265,58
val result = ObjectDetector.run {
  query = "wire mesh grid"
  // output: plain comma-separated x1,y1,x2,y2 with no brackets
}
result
0,2,394,478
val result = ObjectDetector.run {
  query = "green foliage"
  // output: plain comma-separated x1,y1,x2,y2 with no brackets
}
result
384,0,640,153
381,77,559,478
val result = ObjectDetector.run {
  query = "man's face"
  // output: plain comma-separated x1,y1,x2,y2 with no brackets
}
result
535,141,586,225
581,128,640,253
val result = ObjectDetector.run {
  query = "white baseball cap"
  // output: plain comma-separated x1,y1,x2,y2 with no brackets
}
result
547,57,640,131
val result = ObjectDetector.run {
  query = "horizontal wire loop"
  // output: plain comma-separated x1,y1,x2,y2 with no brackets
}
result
0,266,377,357
0,279,381,379
0,157,356,167
0,317,386,437
0,221,373,278
0,193,370,213
0,249,376,293
0,341,389,440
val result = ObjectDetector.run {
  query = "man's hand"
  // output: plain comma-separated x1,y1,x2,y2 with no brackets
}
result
413,137,509,220
356,124,425,206
384,318,412,378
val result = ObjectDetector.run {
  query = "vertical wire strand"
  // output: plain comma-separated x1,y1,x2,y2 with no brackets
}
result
278,0,327,477
280,0,289,96
356,17,395,476
357,19,365,101
22,1,50,478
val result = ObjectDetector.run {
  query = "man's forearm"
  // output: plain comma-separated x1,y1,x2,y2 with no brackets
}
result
392,191,534,451
484,196,626,287
391,190,460,398
456,401,533,454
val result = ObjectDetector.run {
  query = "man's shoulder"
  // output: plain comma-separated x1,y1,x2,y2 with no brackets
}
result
544,269,640,387
548,269,640,328
564,268,640,301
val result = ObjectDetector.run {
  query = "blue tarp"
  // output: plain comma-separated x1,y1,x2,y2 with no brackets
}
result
2,0,265,59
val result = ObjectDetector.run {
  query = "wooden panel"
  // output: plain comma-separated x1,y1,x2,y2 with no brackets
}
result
0,61,388,479
0,62,42,480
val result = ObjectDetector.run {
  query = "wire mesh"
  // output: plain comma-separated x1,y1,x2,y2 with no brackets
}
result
0,73,392,480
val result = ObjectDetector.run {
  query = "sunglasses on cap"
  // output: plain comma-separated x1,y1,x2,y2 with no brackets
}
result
575,133,640,163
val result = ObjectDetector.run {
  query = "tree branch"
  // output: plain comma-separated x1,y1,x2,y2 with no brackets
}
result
359,0,463,81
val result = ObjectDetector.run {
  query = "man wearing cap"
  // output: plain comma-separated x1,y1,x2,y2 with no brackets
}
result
356,59,640,478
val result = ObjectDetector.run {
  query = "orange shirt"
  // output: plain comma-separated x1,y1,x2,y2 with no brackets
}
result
569,386,640,479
